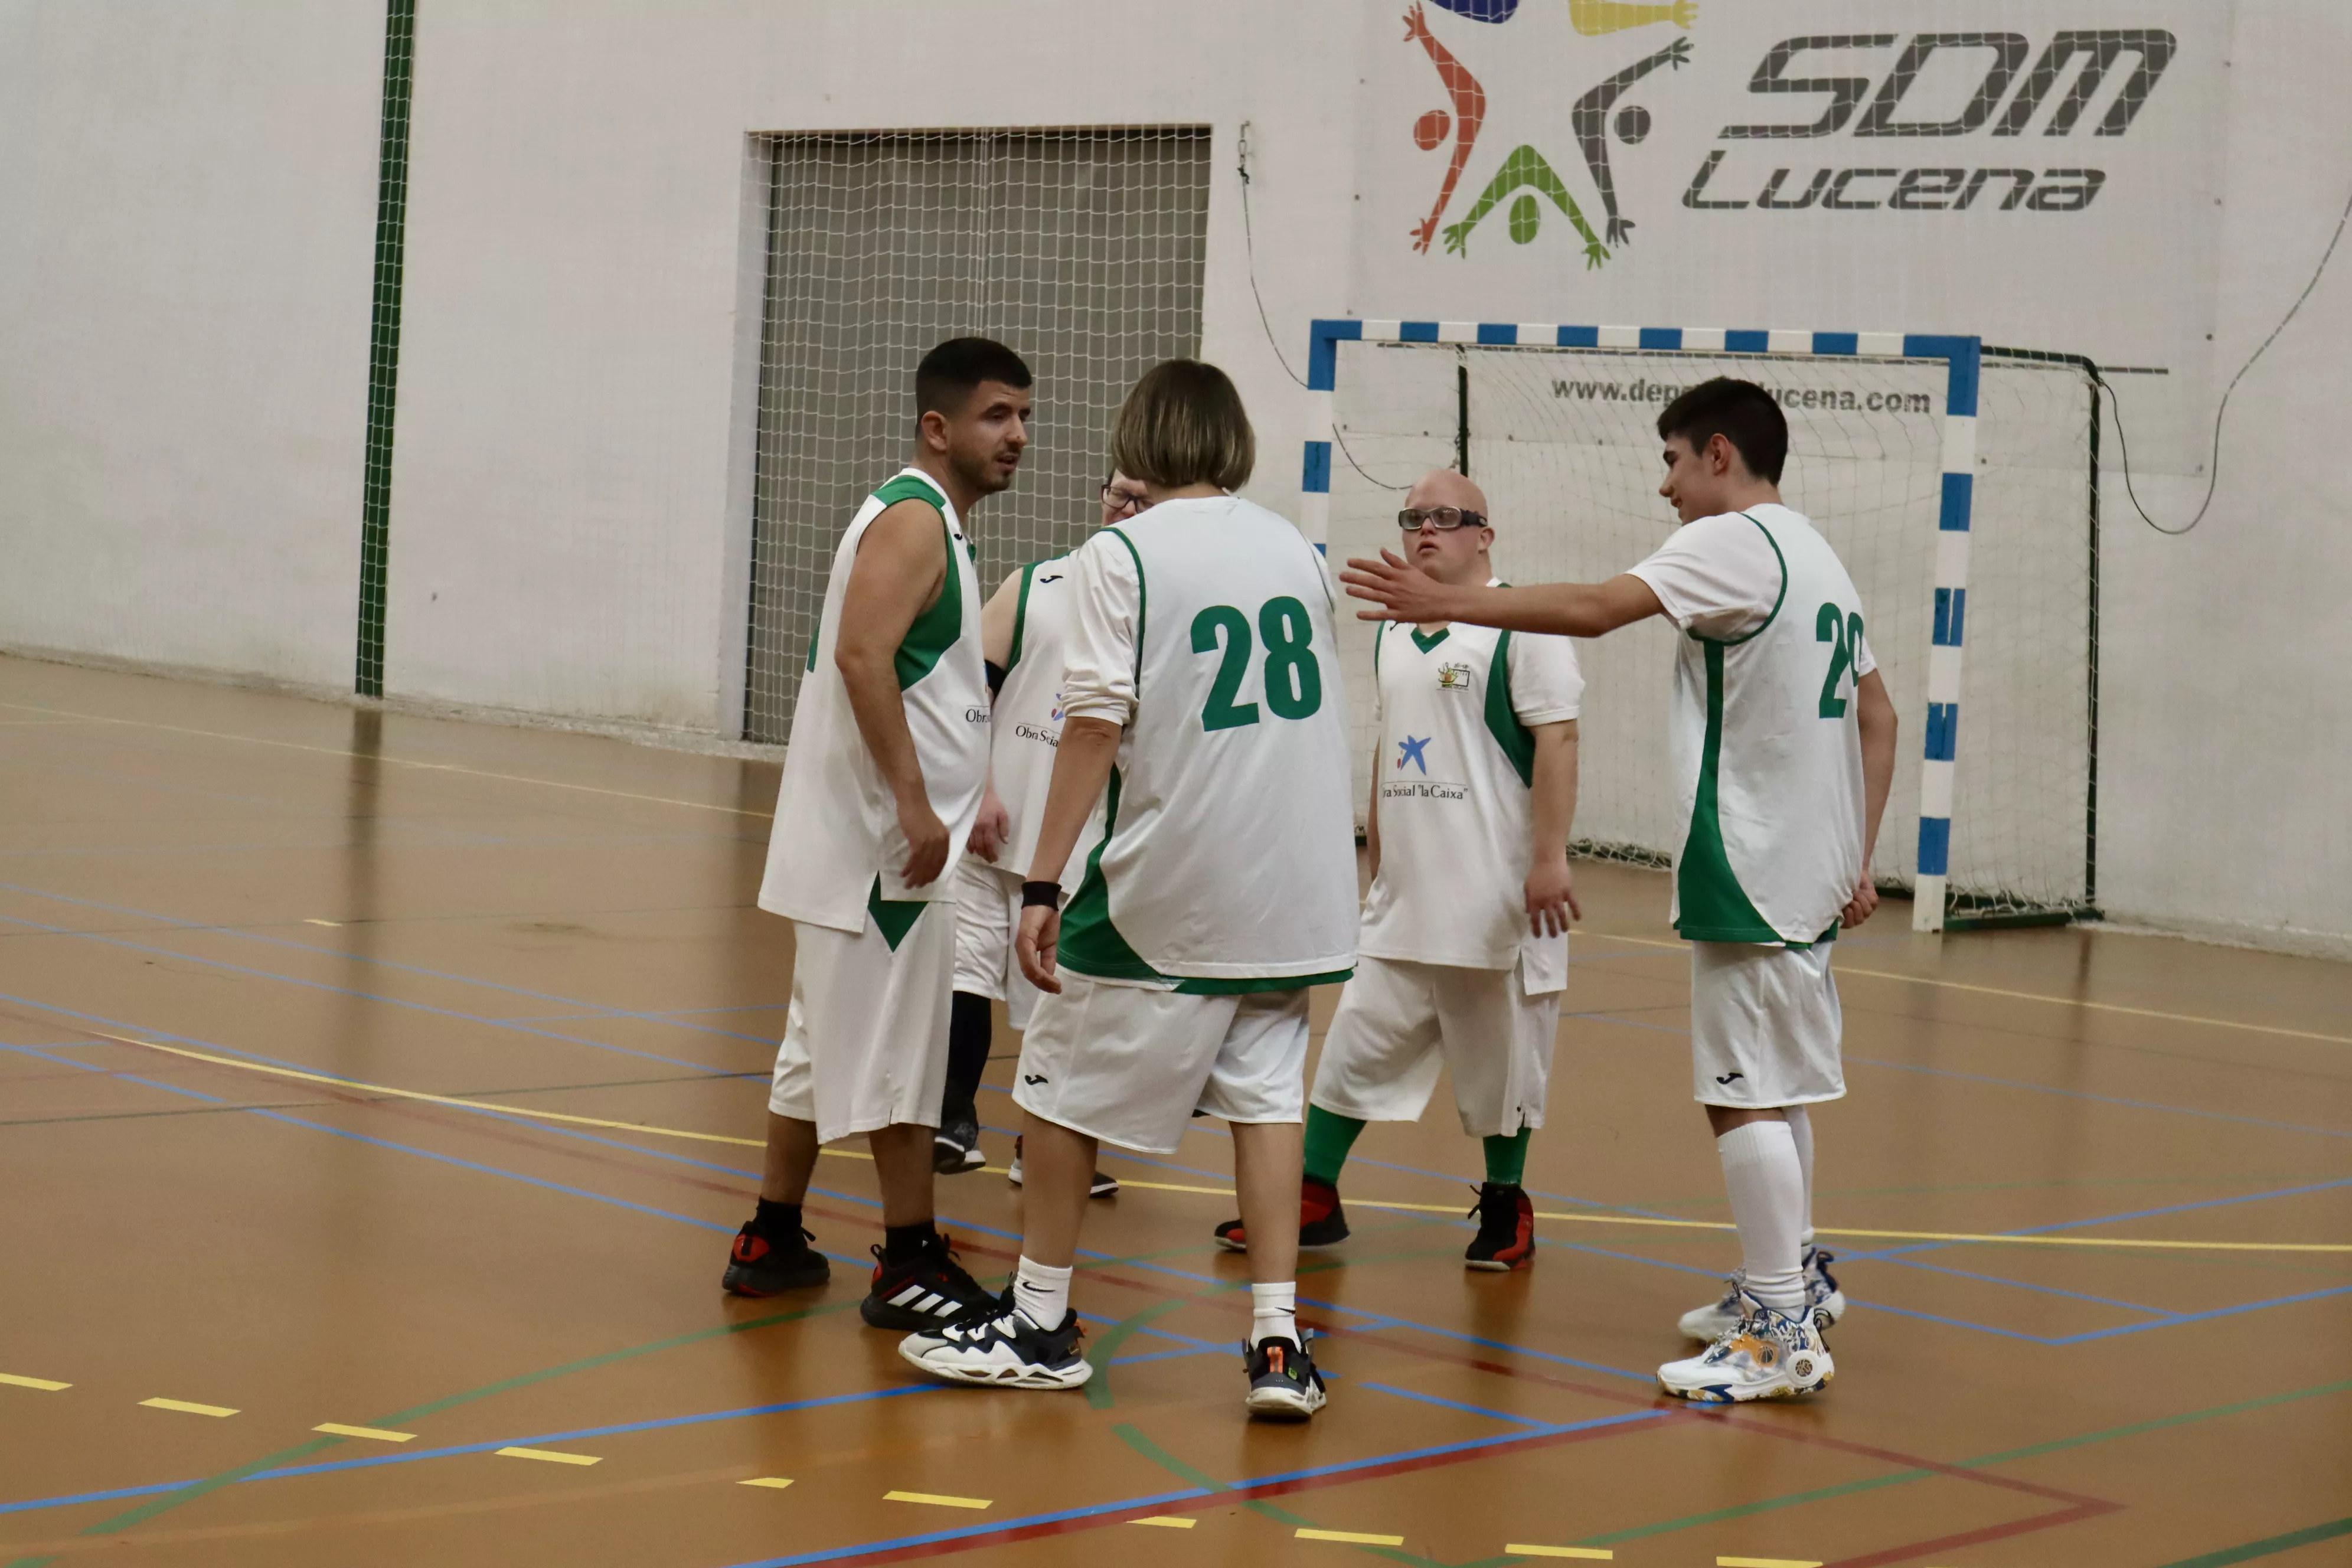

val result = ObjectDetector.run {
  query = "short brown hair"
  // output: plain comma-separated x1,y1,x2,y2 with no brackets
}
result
1109,360,1255,491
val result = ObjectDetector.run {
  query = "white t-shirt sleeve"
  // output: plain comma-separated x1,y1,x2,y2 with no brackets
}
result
1625,512,1785,641
1506,630,1583,724
1853,625,1879,678
1059,531,1142,725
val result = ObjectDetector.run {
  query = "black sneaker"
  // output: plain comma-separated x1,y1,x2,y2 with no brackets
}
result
858,1235,995,1330
897,1288,1094,1389
933,1117,985,1175
1214,1175,1348,1252
1007,1136,1119,1197
1243,1334,1327,1419
1464,1182,1535,1272
721,1220,829,1296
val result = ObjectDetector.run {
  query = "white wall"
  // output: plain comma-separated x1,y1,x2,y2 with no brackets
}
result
0,0,380,689
1,0,2346,949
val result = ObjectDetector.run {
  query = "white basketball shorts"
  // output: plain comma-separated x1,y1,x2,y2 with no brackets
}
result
1310,955,1560,1137
1689,939,1845,1109
949,855,1040,1030
1012,972,1311,1154
768,900,955,1144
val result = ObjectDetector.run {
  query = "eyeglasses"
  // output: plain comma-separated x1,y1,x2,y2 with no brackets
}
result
1100,485,1148,516
1397,507,1486,531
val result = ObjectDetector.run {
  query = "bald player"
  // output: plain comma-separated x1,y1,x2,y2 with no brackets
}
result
1214,470,1583,1270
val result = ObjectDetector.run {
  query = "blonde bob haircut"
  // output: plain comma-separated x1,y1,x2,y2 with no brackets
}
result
1108,359,1255,492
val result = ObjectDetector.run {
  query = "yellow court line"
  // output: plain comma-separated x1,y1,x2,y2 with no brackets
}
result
1580,930,2352,1048
739,1476,795,1490
886,1491,991,1510
141,1397,237,1417
1507,1549,1613,1561
92,1034,2351,1255
0,1373,71,1391
0,701,772,820
1129,1517,1197,1528
496,1446,599,1465
313,1423,415,1443
1299,1528,1406,1545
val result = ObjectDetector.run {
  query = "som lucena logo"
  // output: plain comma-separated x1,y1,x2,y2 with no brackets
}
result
1683,31,2178,215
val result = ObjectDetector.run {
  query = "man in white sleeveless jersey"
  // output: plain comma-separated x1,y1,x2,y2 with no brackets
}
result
932,471,1134,1204
900,361,1358,1419
1341,378,1899,1403
1213,468,1582,1272
721,338,1031,1337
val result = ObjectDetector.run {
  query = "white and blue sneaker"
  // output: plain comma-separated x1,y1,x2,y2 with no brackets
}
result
1658,1289,1835,1404
1678,1247,1847,1340
898,1289,1094,1390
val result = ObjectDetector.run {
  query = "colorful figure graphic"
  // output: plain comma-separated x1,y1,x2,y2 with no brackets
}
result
1406,2,1489,253
1566,0,1696,36
1442,145,1608,267
1572,35,1691,246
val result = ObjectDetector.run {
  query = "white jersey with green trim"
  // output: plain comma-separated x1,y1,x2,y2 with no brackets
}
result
1358,599,1583,979
1053,495,1358,989
758,468,990,934
1631,504,1870,946
991,555,1103,878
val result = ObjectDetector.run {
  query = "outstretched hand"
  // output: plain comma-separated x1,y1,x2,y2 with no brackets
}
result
1340,549,1451,623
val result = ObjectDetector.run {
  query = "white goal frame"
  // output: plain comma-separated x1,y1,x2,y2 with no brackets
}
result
1299,317,2001,935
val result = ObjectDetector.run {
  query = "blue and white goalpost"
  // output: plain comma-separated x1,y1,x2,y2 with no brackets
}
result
1300,318,2096,933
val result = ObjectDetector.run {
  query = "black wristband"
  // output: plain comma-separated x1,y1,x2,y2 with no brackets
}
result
1021,880,1062,909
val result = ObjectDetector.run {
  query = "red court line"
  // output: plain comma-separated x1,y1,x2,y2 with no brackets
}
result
1825,1500,2124,1568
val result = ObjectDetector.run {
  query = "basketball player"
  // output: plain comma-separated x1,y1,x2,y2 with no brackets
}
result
721,338,1033,1337
899,361,1358,1418
1340,377,1898,1403
933,472,1143,1203
1214,468,1582,1272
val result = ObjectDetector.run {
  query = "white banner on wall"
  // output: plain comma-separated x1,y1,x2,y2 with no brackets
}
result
1351,1,2230,468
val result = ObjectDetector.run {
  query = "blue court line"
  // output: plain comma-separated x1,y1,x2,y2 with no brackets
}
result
1358,1380,1559,1428
1868,1256,2171,1316
2050,1283,2352,1345
0,880,779,1047
717,1408,1671,1568
1844,1175,2352,1262
1846,1055,2352,1141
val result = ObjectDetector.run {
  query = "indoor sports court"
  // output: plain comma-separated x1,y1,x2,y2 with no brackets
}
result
4,4,2348,1566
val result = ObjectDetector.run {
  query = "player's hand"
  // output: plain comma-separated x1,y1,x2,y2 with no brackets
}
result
968,790,1010,863
1341,550,1449,623
1525,855,1580,937
1017,904,1062,994
897,800,951,887
1840,873,1879,929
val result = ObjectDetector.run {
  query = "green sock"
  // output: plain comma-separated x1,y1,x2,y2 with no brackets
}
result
1482,1127,1531,1187
1302,1105,1366,1188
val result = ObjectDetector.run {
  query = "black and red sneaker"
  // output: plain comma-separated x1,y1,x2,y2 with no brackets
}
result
1213,1175,1349,1253
721,1220,830,1296
1464,1182,1534,1271
859,1235,995,1330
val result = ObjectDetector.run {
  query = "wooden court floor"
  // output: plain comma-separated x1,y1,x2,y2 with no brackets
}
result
2,654,2348,1568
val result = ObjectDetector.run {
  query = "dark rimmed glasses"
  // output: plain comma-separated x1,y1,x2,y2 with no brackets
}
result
1397,506,1487,531
1101,483,1149,517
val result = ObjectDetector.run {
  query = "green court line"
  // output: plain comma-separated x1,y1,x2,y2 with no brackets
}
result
1,1300,857,1566
1564,1377,2352,1552
2156,1515,2352,1566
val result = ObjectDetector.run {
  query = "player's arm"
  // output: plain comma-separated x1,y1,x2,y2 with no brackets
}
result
1525,720,1582,936
1843,668,1899,927
1363,738,1383,882
834,499,952,886
967,568,1025,863
1341,551,1664,637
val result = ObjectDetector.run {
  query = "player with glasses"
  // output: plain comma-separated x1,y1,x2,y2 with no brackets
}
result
1397,504,1487,532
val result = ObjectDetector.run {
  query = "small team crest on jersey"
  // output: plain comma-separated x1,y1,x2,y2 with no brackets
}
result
1436,662,1474,691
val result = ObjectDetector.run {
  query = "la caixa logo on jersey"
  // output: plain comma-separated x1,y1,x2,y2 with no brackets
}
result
1401,1,2179,265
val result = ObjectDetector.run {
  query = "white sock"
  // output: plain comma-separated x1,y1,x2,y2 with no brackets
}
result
1785,1105,1816,1252
1250,1281,1299,1348
1717,1121,1807,1317
1011,1255,1072,1329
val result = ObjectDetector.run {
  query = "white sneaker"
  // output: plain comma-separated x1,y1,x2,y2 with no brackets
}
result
1679,1248,1847,1340
1658,1290,1834,1404
899,1289,1094,1390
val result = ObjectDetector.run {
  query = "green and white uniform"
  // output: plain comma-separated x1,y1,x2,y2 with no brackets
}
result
760,468,989,1142
1628,504,1875,1109
952,554,1102,1030
1013,495,1358,1154
1313,596,1582,1136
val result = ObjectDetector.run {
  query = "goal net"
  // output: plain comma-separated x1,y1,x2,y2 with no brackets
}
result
1322,332,2098,930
